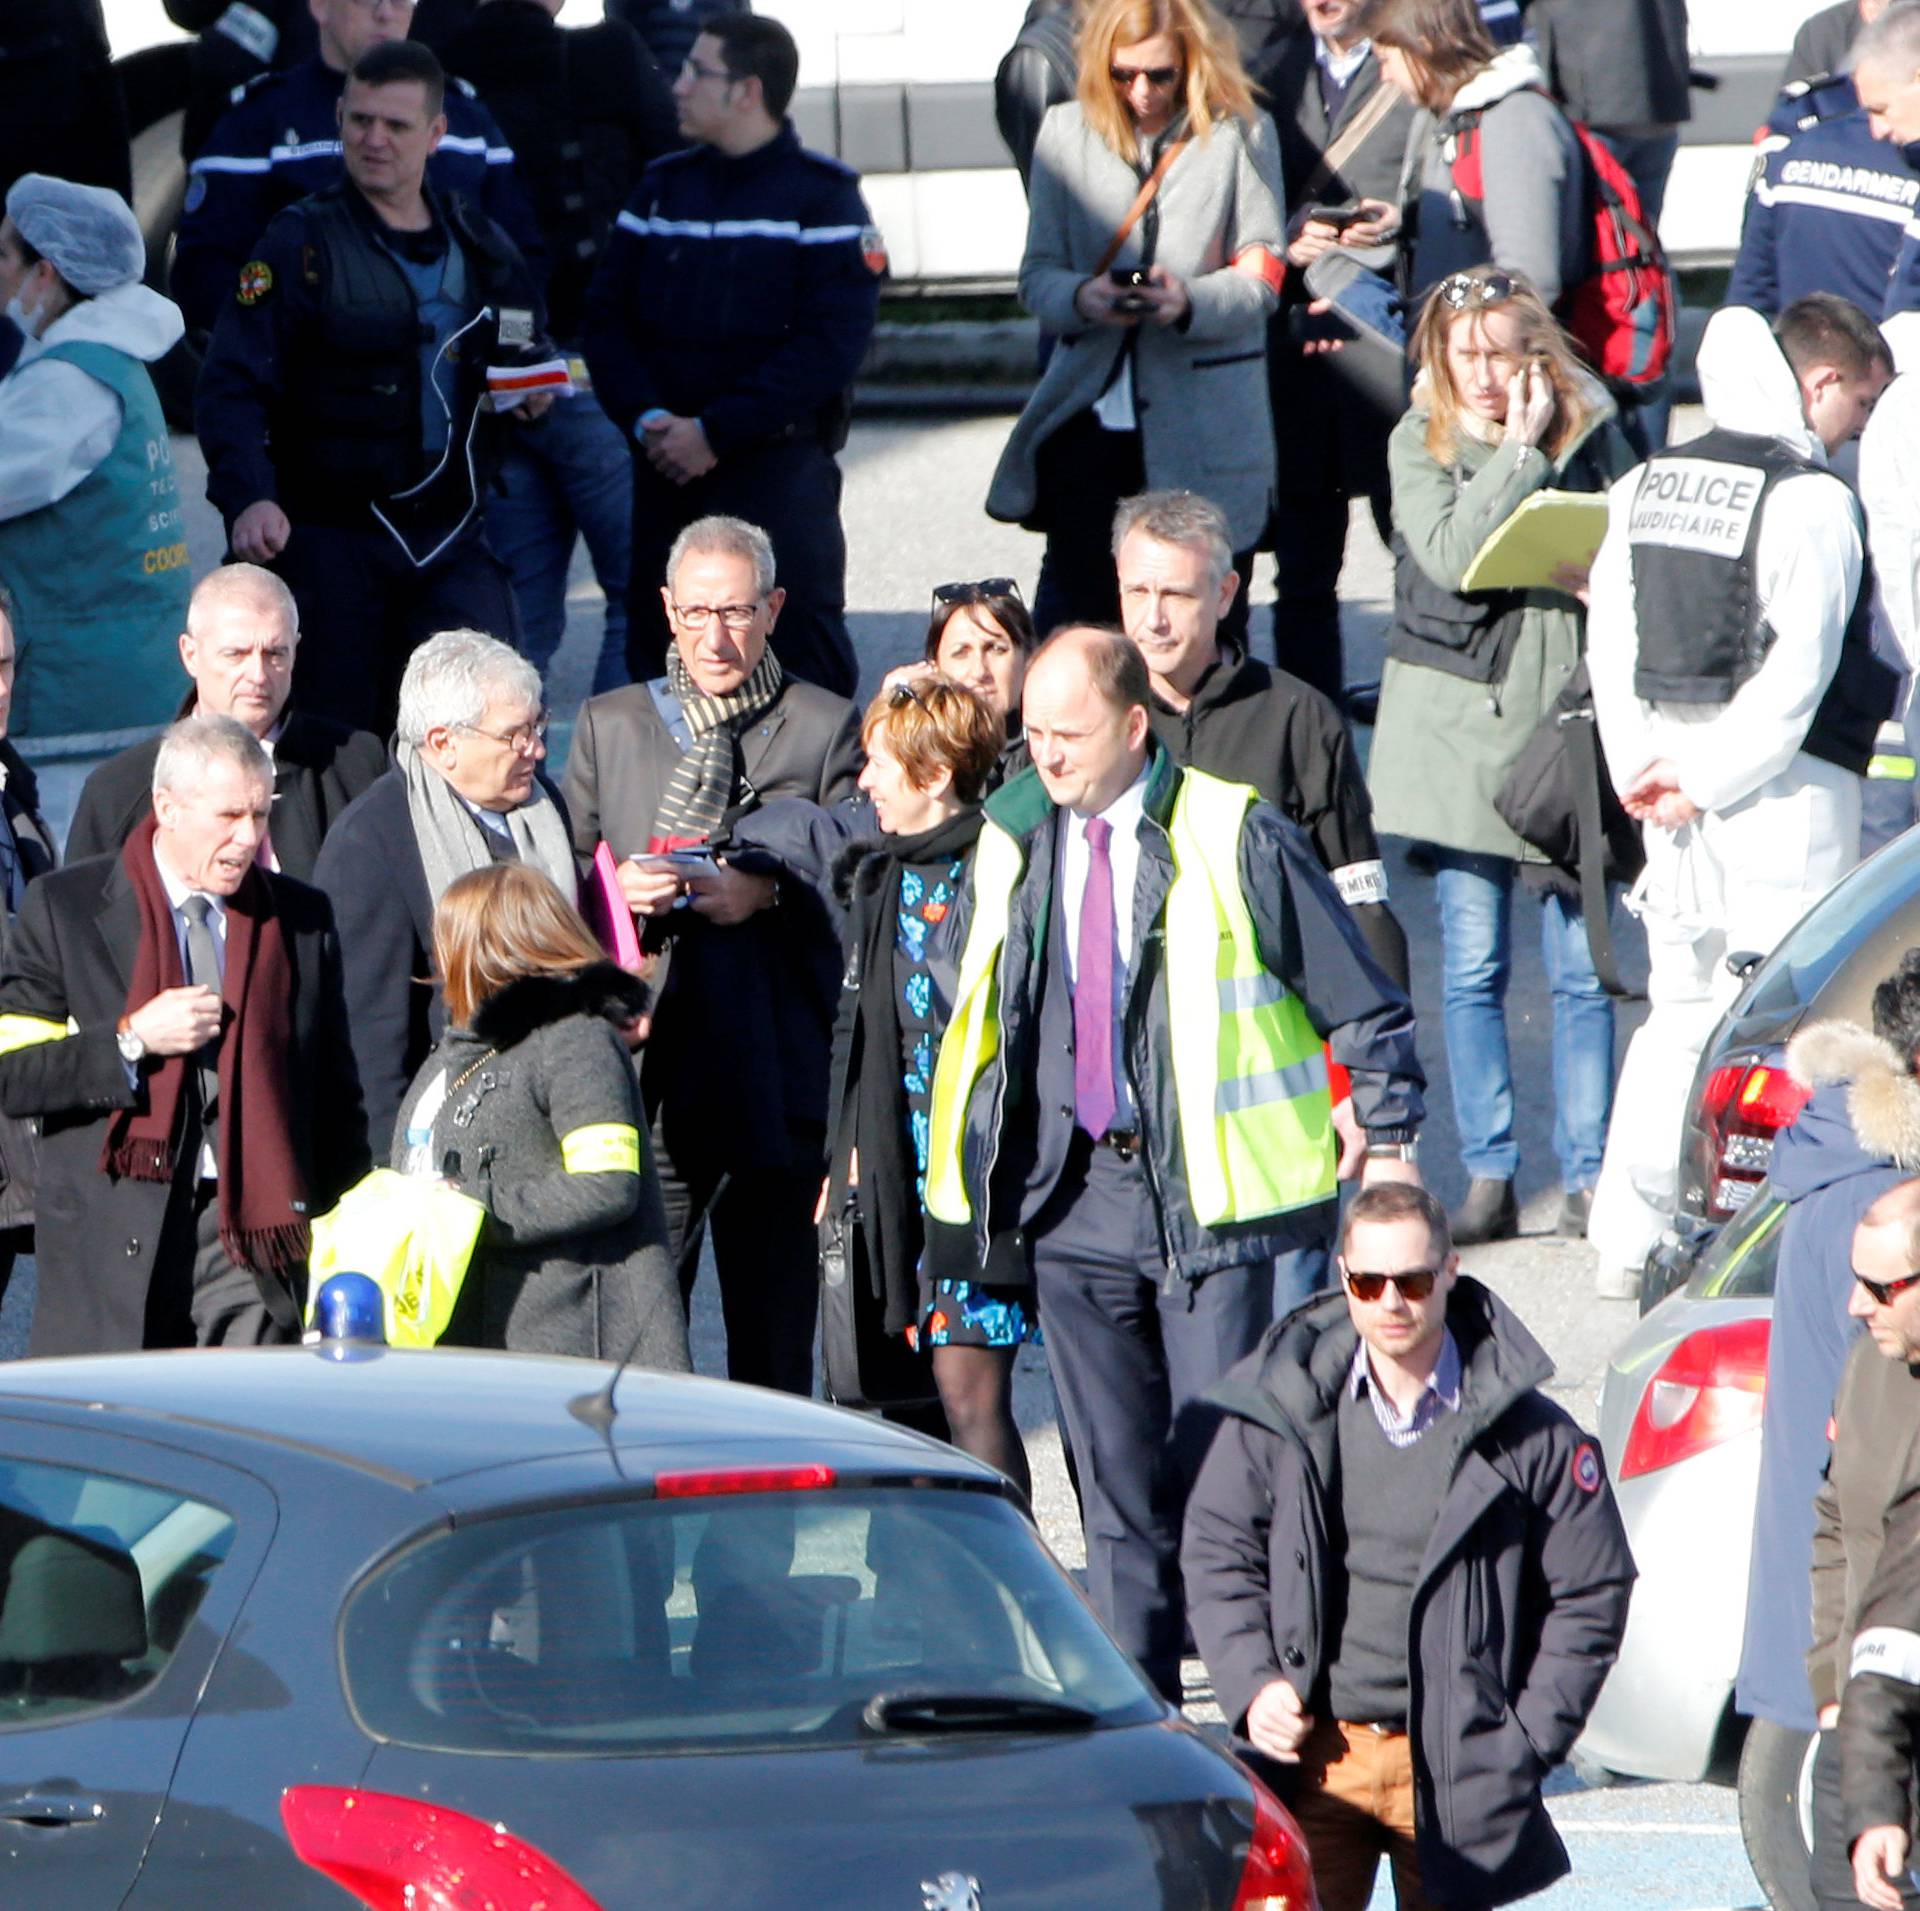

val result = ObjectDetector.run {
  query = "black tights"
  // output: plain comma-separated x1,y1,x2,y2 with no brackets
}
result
931,1343,1031,1503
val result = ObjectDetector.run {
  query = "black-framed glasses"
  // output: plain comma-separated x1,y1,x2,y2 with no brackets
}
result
1437,270,1515,311
1855,1268,1920,1307
1341,1265,1441,1303
932,577,1021,612
669,600,762,632
1110,63,1183,87
457,710,548,754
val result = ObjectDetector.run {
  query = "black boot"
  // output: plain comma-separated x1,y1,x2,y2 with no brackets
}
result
1450,1177,1518,1246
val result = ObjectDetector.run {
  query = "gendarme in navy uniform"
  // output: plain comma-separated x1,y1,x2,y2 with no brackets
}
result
196,41,559,738
583,14,883,697
172,0,542,337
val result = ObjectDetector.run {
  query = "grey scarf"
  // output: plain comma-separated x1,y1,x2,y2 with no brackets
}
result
399,739,579,907
648,644,784,849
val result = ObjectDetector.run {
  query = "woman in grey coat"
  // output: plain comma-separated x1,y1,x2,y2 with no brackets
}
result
393,863,692,1369
987,0,1285,637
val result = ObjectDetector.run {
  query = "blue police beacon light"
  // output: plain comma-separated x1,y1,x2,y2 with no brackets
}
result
309,1272,387,1348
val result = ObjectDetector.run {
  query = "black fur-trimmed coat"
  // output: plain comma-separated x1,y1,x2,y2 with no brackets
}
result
390,961,690,1368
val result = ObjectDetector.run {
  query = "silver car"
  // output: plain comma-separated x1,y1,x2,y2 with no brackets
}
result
1577,1187,1817,1907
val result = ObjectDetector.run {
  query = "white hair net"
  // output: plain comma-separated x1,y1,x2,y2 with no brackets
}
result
5,175,145,297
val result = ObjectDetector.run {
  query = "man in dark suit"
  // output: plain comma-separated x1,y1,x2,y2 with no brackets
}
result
66,564,388,882
1252,0,1414,704
0,716,368,1357
314,629,577,1160
0,586,56,1311
563,513,860,1393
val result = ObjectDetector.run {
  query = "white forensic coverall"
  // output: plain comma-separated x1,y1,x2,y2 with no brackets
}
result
1586,305,1865,1281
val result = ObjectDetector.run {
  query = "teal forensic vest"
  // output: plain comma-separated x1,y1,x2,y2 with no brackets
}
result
0,339,190,741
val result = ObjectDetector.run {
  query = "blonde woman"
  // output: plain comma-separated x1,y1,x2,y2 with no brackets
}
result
1368,267,1637,1246
987,0,1285,639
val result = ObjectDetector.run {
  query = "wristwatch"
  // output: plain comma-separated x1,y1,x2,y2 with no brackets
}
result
115,1015,145,1066
1367,1135,1419,1162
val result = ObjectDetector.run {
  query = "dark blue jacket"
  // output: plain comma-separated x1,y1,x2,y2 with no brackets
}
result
1762,70,1858,145
1734,1023,1920,1729
1728,108,1920,317
581,122,883,457
171,56,544,335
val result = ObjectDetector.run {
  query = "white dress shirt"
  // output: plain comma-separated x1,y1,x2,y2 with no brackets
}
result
152,848,227,1180
1057,760,1150,981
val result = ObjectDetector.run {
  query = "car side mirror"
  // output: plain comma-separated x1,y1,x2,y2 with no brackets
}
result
1725,950,1763,982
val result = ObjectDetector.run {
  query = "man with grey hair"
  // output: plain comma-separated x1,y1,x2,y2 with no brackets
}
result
0,173,190,740
564,512,859,1392
0,712,366,1354
316,628,577,1155
67,562,388,880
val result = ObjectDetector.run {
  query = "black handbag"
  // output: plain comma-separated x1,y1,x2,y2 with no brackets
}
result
819,1193,941,1412
1493,657,1645,998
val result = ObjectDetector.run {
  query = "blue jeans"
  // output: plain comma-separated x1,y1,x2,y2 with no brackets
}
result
485,385,632,692
1433,850,1616,1189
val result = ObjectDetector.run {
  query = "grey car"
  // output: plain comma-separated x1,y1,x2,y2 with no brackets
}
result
0,1345,1317,1909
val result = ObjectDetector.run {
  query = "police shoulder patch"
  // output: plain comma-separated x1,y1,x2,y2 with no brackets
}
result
861,224,889,277
236,260,274,306
1571,1442,1602,1494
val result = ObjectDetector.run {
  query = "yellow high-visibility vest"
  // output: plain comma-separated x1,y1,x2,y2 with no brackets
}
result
926,768,1335,1233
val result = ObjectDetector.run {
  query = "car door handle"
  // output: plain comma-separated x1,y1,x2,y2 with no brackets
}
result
0,1794,105,1828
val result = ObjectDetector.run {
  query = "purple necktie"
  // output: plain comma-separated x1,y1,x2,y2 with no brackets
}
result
1074,815,1118,1138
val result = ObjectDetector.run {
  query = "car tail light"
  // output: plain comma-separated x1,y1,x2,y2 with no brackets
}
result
1618,1316,1770,1481
654,1463,836,1498
1233,1772,1319,1910
1698,1060,1810,1219
280,1785,602,1911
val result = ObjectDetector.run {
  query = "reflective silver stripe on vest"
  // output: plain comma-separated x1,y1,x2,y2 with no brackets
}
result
1216,1051,1331,1114
1219,972,1288,1012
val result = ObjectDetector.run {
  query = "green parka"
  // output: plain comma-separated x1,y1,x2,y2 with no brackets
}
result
1367,390,1638,861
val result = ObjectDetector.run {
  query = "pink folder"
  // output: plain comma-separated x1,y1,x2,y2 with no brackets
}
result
585,841,643,972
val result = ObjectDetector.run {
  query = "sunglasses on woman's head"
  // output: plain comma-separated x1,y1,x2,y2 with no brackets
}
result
1110,63,1182,87
931,578,1021,613
1341,1265,1441,1303
1438,270,1515,310
888,680,934,714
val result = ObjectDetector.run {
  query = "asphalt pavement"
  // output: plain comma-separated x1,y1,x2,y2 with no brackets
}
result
0,412,1759,1910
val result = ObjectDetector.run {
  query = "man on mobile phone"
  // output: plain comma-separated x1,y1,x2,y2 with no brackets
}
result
1250,0,1413,707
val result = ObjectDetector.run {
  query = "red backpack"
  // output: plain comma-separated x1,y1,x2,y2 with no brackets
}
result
1444,92,1676,390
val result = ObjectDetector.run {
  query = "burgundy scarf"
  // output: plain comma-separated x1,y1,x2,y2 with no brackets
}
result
102,817,310,1274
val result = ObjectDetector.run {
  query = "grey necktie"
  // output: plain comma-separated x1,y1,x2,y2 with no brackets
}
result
180,895,222,1155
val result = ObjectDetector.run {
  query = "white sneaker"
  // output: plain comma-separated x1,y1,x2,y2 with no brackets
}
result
1594,1264,1641,1302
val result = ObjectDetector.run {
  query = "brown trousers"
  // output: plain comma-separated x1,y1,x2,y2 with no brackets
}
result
1285,1717,1440,1911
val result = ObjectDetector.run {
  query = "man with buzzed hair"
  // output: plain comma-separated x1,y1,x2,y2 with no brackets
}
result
67,563,387,880
1803,1175,1920,1909
925,623,1423,1700
0,715,366,1356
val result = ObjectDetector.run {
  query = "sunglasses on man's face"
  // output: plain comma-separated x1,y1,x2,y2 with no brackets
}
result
1341,1265,1441,1303
1856,1267,1920,1307
1437,270,1515,311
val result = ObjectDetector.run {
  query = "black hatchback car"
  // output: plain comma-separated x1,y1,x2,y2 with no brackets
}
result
0,1346,1314,1909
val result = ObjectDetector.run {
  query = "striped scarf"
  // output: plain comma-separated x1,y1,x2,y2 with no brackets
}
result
648,644,785,850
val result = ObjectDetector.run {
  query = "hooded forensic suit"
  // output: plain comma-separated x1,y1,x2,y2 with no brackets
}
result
1584,305,1887,1280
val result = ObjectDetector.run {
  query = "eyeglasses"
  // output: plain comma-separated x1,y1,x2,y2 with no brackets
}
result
669,600,762,632
1437,271,1515,310
679,55,736,84
456,711,548,754
1341,1265,1441,1303
887,680,934,715
932,577,1021,612
1110,63,1183,88
1855,1268,1920,1307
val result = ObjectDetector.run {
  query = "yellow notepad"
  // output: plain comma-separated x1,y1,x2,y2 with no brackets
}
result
1459,491,1612,593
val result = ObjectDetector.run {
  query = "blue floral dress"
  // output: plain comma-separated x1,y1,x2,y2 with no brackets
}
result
896,856,1040,1351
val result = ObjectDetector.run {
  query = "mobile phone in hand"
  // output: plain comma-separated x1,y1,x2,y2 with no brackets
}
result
1108,266,1154,313
1302,202,1367,232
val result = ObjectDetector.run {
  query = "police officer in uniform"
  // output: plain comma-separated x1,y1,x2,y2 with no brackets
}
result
196,41,559,736
584,14,883,696
923,626,1424,1701
1585,295,1898,1301
172,0,541,339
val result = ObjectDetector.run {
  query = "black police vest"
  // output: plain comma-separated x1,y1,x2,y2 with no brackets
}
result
1627,427,1896,775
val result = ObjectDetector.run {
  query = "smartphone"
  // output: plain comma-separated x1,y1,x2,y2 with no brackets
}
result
1108,265,1154,313
1302,202,1368,231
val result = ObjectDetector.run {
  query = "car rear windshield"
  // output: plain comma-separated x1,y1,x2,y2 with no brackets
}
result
340,1486,1161,1755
